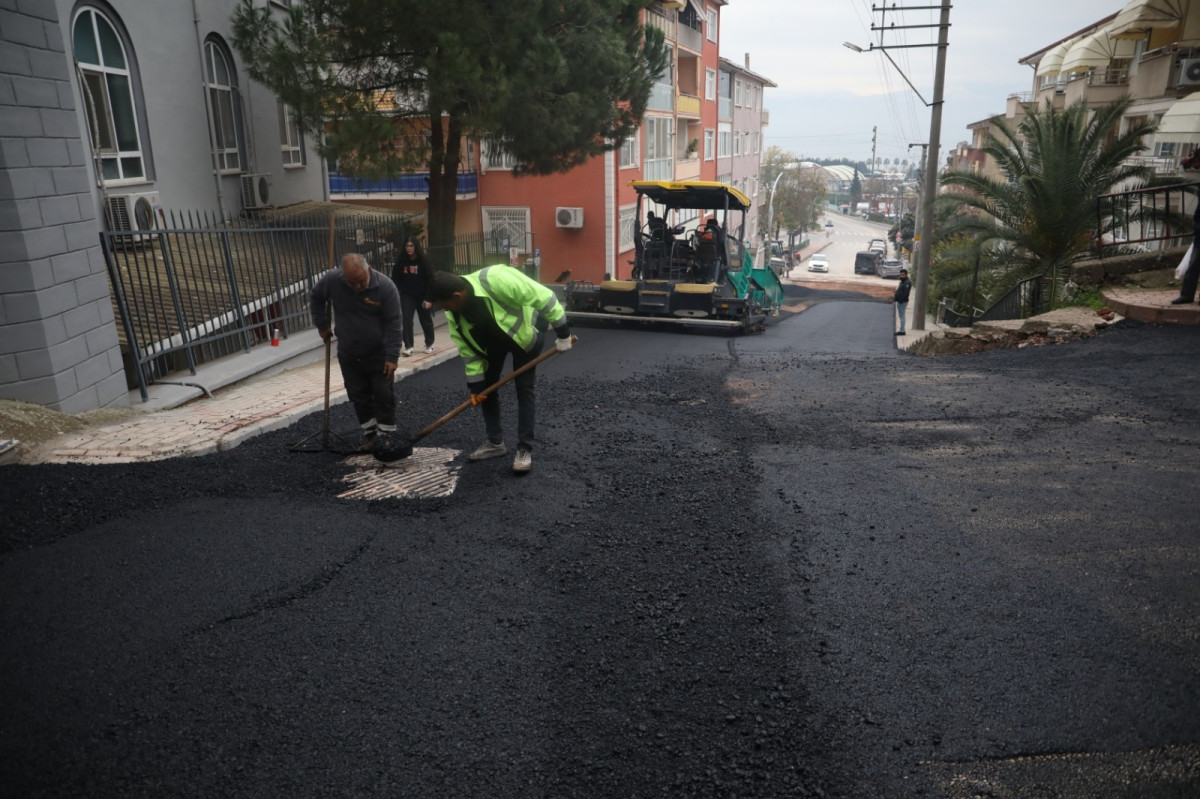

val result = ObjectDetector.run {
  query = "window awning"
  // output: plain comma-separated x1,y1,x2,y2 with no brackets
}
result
1158,91,1200,143
1060,28,1137,74
1036,39,1075,77
1110,0,1187,39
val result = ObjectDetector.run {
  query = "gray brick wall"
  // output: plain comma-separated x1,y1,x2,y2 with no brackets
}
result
0,4,127,412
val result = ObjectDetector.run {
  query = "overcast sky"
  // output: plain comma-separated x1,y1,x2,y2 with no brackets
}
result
718,0,1116,166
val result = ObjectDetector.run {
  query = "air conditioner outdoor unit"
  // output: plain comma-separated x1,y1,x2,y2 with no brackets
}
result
104,191,160,243
241,173,271,210
1180,58,1200,86
555,207,584,229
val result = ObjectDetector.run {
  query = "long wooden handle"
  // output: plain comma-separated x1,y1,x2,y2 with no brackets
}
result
412,337,575,444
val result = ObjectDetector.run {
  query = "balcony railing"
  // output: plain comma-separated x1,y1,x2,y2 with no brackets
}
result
676,94,700,116
648,82,674,112
329,172,478,195
1096,180,1198,257
678,23,702,52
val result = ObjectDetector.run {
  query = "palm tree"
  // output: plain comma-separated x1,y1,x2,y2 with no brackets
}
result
937,97,1157,310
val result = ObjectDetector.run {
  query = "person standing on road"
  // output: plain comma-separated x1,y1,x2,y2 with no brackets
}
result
894,267,912,336
427,265,573,475
1172,182,1200,305
310,253,403,449
392,237,436,355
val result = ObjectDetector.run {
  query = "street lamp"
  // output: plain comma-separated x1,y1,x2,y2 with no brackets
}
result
764,162,800,267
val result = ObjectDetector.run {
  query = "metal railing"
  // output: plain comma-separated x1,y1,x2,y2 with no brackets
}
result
1096,180,1198,256
329,172,478,195
102,209,414,401
977,274,1051,322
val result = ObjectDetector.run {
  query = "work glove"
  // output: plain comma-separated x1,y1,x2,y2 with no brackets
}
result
467,382,487,406
555,335,574,353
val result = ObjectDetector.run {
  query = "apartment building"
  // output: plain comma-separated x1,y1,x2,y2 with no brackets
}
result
950,1,1200,179
716,56,775,242
1,1,327,412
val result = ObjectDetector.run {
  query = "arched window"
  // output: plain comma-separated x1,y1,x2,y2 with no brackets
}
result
72,6,145,182
203,38,243,173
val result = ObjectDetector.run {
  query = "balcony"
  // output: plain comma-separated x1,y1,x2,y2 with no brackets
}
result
676,93,700,117
761,109,769,125
329,172,478,197
648,81,674,112
678,22,702,53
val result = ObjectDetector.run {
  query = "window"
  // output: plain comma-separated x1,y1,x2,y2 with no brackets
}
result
203,38,242,173
706,8,718,42
72,6,146,183
733,130,741,156
278,103,304,166
644,116,674,181
704,129,714,160
484,140,518,170
734,79,742,107
717,123,731,157
620,129,640,169
705,68,716,101
482,207,531,253
619,204,637,252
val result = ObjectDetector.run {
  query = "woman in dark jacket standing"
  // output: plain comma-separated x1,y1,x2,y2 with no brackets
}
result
391,237,436,355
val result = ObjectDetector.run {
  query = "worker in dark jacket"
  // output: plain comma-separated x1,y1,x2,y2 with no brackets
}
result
427,265,573,475
893,267,912,335
310,253,403,448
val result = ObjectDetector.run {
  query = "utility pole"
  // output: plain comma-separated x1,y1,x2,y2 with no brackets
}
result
871,126,877,177
911,0,950,331
846,1,952,331
908,142,927,264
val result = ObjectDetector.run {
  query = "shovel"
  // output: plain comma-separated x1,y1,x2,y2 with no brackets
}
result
374,336,576,463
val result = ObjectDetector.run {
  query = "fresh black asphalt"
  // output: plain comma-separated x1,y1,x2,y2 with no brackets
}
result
3,287,1198,797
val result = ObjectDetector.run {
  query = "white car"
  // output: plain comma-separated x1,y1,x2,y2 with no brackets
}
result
807,253,829,272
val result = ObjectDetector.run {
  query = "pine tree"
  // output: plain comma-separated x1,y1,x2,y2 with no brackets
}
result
231,0,666,263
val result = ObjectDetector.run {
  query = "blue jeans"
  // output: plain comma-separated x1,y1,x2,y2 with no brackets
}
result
896,301,908,333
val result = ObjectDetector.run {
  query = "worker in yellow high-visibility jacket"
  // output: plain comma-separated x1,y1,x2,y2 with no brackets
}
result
427,265,573,474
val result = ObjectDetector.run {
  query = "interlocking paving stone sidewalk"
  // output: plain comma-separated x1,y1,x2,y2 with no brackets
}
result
23,344,457,465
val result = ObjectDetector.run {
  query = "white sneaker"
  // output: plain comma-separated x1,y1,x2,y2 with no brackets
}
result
401,347,413,357
512,449,532,474
467,441,507,461
424,344,434,354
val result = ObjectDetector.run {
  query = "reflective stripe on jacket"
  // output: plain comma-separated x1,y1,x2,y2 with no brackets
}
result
446,265,567,381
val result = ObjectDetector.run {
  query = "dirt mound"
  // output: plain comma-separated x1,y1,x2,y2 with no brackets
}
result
0,400,140,462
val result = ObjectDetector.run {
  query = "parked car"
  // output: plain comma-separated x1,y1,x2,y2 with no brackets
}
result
876,258,904,279
807,253,829,273
824,220,834,227
867,238,887,256
854,251,881,275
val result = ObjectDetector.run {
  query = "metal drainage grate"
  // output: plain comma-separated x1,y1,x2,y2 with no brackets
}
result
338,447,461,500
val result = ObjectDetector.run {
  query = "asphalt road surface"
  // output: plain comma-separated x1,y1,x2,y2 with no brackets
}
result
3,287,1199,798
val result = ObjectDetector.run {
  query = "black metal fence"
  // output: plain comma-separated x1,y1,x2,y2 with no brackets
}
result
1096,181,1198,256
102,209,414,400
977,274,1051,323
